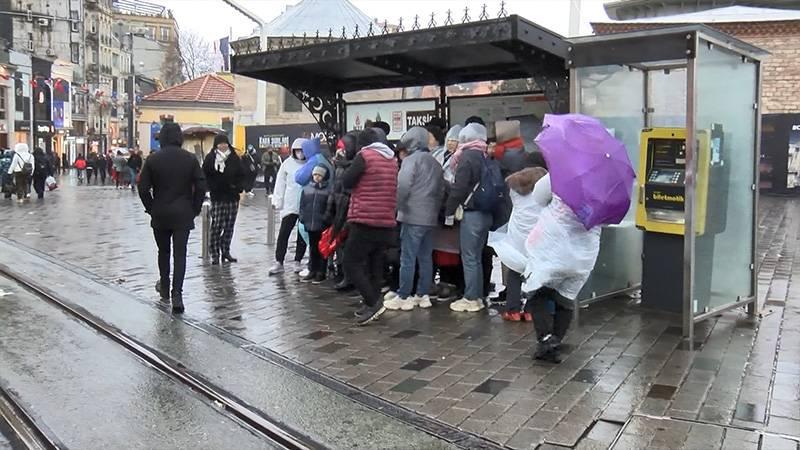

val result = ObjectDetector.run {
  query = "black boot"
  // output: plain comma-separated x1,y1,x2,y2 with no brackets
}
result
533,334,561,363
171,290,185,314
553,305,573,342
155,280,169,301
222,254,238,263
335,276,353,291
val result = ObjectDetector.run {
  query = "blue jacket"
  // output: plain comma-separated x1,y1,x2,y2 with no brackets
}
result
295,138,334,187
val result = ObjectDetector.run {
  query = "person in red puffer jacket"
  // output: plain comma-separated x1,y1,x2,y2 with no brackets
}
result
340,127,398,325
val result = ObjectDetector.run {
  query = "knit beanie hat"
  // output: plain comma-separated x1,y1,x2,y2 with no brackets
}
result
312,165,327,177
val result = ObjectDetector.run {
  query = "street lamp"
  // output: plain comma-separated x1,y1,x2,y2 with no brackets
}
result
126,32,145,150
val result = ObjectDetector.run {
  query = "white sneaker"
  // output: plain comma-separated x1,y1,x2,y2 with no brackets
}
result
450,298,484,312
415,295,433,309
384,296,405,311
293,261,304,273
268,263,284,275
298,268,310,278
399,297,416,311
384,291,398,302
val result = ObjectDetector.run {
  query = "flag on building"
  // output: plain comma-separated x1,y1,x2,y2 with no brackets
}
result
219,37,230,72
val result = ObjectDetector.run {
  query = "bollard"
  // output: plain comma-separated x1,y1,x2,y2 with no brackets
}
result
266,194,276,245
201,200,211,259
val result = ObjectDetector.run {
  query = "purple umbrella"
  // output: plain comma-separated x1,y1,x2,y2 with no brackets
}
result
534,114,635,229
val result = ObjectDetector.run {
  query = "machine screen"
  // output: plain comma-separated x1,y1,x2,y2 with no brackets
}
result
650,169,682,184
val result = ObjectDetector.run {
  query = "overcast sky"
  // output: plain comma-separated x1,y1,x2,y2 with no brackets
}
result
166,0,612,43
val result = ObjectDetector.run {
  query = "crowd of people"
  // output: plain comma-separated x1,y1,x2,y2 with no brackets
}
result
138,112,612,364
72,149,143,190
1,144,57,202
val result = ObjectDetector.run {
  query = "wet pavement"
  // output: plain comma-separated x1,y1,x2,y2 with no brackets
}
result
0,274,276,450
1,173,799,449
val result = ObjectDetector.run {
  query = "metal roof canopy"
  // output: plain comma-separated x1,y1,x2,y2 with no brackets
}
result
568,24,767,69
232,15,569,93
231,15,571,143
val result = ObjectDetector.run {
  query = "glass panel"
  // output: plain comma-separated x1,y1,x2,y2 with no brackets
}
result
575,65,644,301
649,68,687,128
692,42,757,316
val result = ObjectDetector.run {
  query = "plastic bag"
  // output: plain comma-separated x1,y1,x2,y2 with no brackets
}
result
522,195,601,300
45,176,58,191
318,226,347,259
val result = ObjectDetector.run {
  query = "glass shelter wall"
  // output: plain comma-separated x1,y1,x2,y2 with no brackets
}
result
575,65,644,300
691,41,758,316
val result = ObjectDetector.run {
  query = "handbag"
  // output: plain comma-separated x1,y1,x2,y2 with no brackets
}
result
318,226,347,259
45,176,58,191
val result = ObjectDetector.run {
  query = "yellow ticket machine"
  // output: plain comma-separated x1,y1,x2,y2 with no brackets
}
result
636,127,721,313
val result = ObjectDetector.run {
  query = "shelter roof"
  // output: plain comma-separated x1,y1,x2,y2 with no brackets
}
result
142,74,234,104
231,15,569,94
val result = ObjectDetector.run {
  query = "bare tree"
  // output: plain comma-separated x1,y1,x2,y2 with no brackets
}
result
179,31,216,80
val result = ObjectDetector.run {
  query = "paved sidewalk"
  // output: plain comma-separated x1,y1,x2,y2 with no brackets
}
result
1,176,798,449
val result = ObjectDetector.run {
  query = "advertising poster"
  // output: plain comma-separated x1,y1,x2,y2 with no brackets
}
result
760,114,800,193
449,93,550,140
788,124,800,189
245,123,322,158
346,100,437,141
52,81,71,130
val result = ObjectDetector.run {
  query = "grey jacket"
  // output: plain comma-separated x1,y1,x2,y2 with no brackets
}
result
397,150,444,227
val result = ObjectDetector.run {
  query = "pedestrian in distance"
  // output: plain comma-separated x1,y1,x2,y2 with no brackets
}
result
32,147,53,200
138,122,207,313
74,154,87,184
298,164,332,284
61,152,69,175
202,134,245,265
85,152,96,185
0,148,15,199
242,144,259,197
127,149,143,192
95,150,107,185
112,151,128,189
384,126,444,312
340,128,398,325
7,143,34,203
261,146,281,195
268,138,307,275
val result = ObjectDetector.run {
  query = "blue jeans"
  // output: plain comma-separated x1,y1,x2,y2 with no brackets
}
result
398,224,434,298
128,167,137,188
459,211,492,300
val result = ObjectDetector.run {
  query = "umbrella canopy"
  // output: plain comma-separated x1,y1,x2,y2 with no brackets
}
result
535,114,635,229
182,126,226,137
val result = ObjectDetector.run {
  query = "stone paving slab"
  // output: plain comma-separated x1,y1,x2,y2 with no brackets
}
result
1,177,799,449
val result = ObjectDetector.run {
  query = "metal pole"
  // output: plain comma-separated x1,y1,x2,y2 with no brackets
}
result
266,194,276,245
127,34,135,149
683,35,698,344
201,200,211,259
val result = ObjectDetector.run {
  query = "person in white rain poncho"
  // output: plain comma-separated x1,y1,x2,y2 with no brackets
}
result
488,168,549,322
522,189,601,363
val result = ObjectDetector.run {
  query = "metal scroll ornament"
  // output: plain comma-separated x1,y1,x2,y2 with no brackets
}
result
286,88,341,144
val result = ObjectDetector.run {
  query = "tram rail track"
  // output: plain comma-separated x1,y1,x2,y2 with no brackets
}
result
0,264,320,450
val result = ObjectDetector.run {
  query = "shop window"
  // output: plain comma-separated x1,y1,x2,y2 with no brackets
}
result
0,86,6,121
283,89,302,113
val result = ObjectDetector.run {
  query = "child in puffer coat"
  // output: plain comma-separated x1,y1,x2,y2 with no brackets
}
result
299,164,331,284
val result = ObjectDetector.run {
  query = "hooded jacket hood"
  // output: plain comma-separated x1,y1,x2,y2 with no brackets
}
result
300,137,321,160
213,134,230,148
506,167,547,196
445,125,463,142
341,132,359,161
159,123,184,147
14,143,30,155
399,126,429,155
363,142,394,159
459,123,488,143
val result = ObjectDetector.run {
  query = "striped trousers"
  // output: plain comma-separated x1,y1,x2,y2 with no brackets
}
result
210,200,239,259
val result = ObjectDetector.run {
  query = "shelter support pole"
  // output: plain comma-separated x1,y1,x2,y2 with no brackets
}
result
748,61,763,318
286,87,341,146
438,85,448,126
201,200,211,260
683,41,698,344
266,195,276,245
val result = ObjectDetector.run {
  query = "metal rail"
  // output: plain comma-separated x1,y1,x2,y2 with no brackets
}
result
0,384,64,450
0,265,318,450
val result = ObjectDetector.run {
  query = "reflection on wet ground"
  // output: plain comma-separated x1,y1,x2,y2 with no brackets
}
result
1,177,799,449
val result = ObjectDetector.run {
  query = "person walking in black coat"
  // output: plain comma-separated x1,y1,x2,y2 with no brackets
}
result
202,134,245,265
138,122,207,313
32,147,53,199
127,150,143,192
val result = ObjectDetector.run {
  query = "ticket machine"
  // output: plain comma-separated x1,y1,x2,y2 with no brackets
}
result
636,127,724,313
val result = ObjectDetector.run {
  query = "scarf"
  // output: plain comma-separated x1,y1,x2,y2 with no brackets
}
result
451,140,488,172
214,149,230,173
494,137,524,161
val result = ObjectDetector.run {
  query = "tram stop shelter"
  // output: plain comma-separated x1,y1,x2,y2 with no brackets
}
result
231,15,765,341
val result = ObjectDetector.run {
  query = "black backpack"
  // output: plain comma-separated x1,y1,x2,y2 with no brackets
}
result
20,154,33,176
471,157,506,214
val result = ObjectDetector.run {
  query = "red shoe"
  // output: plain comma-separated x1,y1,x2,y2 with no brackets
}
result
523,312,533,322
501,311,522,322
